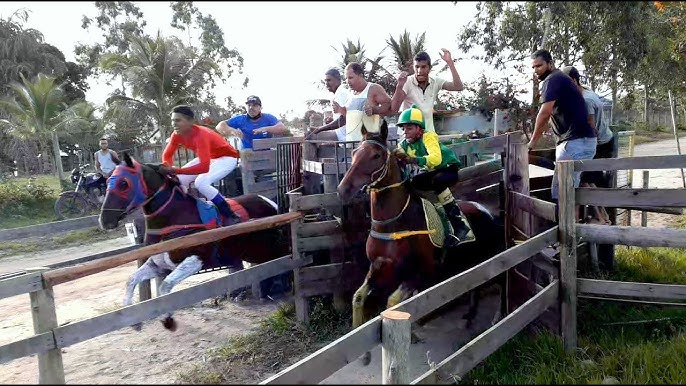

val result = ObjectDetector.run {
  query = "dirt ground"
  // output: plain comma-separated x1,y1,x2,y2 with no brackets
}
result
0,136,684,384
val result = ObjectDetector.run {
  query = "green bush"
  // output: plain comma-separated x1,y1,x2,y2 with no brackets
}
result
0,178,55,215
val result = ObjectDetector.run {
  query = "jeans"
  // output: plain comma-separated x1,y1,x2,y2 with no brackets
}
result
580,135,616,187
552,137,597,200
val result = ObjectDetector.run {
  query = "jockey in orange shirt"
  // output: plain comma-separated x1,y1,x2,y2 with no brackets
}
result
159,105,241,225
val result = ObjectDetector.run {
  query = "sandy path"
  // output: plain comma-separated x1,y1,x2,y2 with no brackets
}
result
627,135,686,228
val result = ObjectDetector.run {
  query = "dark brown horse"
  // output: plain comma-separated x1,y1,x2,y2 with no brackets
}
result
99,153,289,331
337,124,507,330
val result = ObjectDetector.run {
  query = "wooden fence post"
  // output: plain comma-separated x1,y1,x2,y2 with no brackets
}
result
557,161,577,353
322,158,347,313
381,310,411,384
26,267,65,384
302,141,320,195
641,171,650,228
289,191,309,323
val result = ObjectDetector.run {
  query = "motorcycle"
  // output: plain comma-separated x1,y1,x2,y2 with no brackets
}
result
54,164,108,220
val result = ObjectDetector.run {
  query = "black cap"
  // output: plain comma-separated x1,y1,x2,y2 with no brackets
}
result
246,95,262,106
561,66,581,82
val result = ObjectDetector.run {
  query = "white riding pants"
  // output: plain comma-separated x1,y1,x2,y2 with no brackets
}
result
177,156,238,199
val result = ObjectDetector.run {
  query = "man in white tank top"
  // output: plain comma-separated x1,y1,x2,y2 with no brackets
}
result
338,62,392,141
94,138,119,178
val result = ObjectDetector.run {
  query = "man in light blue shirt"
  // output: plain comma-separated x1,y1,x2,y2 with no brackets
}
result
216,95,287,149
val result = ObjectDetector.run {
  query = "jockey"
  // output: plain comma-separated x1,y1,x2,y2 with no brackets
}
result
159,105,241,226
393,105,474,246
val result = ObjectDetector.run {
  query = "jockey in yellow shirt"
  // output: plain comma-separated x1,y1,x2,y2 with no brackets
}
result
394,105,474,246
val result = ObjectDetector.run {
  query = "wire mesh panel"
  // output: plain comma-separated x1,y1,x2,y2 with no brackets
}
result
276,142,303,213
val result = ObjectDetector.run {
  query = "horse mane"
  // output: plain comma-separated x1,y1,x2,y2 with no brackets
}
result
142,162,182,189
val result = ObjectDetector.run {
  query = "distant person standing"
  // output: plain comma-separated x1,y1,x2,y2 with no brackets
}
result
308,68,350,140
527,49,597,218
216,95,287,150
94,138,119,178
391,49,465,134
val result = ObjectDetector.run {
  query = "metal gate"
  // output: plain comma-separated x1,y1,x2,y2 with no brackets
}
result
276,141,303,213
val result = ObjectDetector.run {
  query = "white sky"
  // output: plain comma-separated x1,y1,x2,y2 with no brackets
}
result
0,1,532,119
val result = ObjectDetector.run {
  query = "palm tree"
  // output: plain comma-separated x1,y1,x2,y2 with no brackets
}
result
386,30,427,75
333,38,368,71
99,31,220,143
0,73,81,182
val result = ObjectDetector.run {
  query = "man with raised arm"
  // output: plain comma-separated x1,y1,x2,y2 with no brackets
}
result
391,49,465,134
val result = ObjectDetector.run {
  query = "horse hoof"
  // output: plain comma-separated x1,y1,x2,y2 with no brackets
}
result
359,351,372,366
161,317,178,332
131,323,142,332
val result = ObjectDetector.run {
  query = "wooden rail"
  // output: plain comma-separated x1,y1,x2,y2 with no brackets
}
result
576,223,686,248
577,278,686,301
576,187,686,208
510,191,557,222
261,226,558,384
412,280,559,384
42,212,302,286
573,154,686,172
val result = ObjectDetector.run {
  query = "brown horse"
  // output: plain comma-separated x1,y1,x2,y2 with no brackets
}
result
99,153,289,331
337,124,507,330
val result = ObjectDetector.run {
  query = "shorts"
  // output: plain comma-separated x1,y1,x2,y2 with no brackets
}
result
551,137,597,200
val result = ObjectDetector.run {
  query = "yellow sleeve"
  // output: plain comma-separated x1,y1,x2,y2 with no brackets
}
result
421,132,443,169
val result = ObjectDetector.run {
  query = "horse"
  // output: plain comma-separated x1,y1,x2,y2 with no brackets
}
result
337,123,508,332
99,153,290,331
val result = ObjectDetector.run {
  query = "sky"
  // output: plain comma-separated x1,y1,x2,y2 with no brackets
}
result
0,1,530,119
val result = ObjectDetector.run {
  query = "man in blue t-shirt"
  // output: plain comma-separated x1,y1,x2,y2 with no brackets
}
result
216,95,286,149
527,49,597,217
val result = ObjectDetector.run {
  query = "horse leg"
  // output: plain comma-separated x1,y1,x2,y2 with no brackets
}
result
157,255,203,331
352,278,374,367
463,289,480,329
492,272,508,326
387,283,423,344
123,258,166,331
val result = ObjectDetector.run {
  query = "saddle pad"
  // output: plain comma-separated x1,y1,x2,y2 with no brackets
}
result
420,198,447,248
420,199,476,248
226,198,250,223
196,199,221,228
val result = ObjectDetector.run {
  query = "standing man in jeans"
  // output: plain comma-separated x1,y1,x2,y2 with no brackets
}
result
562,65,615,224
527,49,597,220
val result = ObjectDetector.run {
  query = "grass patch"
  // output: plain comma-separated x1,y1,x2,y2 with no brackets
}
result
463,244,686,384
0,227,126,259
175,297,351,384
630,123,686,145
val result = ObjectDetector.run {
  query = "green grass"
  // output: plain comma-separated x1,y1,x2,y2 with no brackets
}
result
175,298,351,384
462,241,686,384
0,227,126,259
629,123,686,145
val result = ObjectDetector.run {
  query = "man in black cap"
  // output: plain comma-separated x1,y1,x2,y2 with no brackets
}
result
216,95,286,149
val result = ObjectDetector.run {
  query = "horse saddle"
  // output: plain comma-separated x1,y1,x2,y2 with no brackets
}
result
420,198,475,248
195,197,250,228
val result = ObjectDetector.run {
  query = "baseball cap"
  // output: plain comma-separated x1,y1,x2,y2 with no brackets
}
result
246,95,262,106
561,66,581,82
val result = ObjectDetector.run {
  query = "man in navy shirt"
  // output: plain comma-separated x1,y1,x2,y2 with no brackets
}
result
216,95,287,149
527,49,597,217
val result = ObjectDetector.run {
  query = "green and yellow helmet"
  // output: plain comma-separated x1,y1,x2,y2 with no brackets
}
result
397,105,425,130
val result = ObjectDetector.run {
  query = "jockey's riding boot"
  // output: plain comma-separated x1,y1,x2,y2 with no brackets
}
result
211,193,241,226
437,189,474,246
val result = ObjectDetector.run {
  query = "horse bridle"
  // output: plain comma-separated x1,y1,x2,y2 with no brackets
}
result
359,140,407,194
101,164,168,219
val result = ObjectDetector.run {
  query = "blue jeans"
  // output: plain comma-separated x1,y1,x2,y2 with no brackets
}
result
552,137,597,200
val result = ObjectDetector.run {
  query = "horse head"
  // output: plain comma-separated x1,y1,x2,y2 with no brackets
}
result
337,120,395,203
99,152,168,230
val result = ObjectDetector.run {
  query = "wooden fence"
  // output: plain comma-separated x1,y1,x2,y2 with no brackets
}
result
0,212,304,384
557,154,686,352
